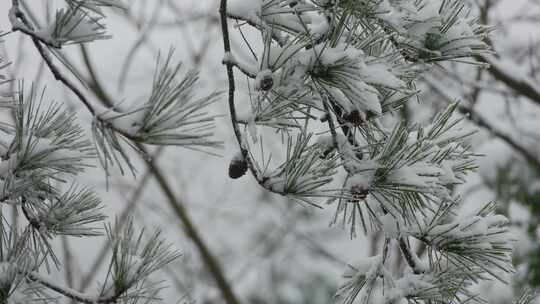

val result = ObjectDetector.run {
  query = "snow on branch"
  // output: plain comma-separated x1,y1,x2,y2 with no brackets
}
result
92,49,223,175
333,103,476,235
259,133,341,207
9,0,115,48
1,4,187,303
220,0,516,301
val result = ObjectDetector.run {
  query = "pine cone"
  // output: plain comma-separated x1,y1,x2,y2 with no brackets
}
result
228,157,248,179
342,110,365,126
258,74,274,91
350,184,369,201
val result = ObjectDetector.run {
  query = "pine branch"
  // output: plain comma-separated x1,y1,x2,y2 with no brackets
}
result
26,271,119,304
10,0,117,48
78,42,242,304
10,4,101,118
24,217,178,304
219,0,275,195
12,5,221,175
8,0,62,49
76,149,159,294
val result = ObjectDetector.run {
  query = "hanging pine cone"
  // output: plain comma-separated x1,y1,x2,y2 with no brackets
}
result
350,184,369,201
342,109,365,126
255,69,274,91
228,156,248,179
259,76,273,91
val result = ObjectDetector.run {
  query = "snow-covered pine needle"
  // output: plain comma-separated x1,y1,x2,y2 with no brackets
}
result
102,218,181,302
92,49,222,175
260,133,341,207
40,6,111,47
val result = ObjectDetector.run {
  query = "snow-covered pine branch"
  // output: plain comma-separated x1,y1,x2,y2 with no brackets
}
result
92,49,223,175
0,0,533,302
219,0,520,303
9,0,222,177
0,83,180,303
0,1,223,303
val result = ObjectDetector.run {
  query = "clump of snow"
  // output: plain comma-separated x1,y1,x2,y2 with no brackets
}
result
316,134,336,151
346,168,377,198
96,104,148,136
293,43,384,115
237,110,258,143
427,212,512,251
438,160,459,184
387,162,441,188
360,62,404,89
343,254,382,278
386,274,435,302
223,52,258,76
306,12,329,38
263,175,286,193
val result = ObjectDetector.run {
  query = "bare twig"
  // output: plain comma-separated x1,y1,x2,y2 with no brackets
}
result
424,76,540,170
479,54,540,107
219,0,270,190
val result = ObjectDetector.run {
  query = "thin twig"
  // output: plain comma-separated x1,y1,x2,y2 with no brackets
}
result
425,76,540,169
479,54,540,107
219,0,268,188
